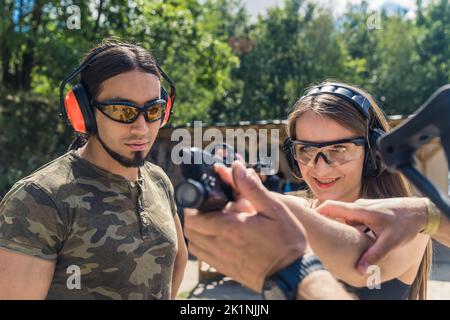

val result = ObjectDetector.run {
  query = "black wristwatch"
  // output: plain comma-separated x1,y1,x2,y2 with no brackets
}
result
262,253,325,300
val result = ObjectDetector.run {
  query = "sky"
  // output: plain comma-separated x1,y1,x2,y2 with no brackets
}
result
243,0,423,19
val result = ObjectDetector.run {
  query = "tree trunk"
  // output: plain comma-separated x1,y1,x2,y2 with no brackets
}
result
94,0,105,34
20,0,43,90
1,0,16,89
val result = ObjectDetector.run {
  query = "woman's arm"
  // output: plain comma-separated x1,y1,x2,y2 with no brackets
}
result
279,194,429,287
433,211,450,247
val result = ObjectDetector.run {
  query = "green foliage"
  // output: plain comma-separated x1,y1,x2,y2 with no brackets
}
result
414,0,450,105
0,89,73,195
219,0,347,121
1,0,449,195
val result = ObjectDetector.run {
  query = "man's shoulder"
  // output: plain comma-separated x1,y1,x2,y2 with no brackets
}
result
0,156,73,261
20,151,78,190
3,151,80,209
0,177,62,224
142,161,177,216
143,161,172,186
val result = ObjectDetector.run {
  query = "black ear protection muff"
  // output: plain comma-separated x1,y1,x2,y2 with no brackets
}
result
284,83,386,179
59,43,176,135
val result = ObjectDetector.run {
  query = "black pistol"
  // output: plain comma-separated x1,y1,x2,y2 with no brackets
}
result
175,147,234,212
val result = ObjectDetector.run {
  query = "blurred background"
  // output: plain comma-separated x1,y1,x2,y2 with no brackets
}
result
1,0,450,195
1,0,450,298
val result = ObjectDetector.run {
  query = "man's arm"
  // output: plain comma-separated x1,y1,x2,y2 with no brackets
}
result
185,162,353,299
316,197,450,270
0,182,66,300
213,163,428,287
0,248,55,299
297,270,353,300
171,214,188,299
279,195,429,287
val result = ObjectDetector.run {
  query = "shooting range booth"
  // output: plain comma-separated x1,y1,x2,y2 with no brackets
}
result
149,116,449,197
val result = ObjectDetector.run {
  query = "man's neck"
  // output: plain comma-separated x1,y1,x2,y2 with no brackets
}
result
77,138,140,182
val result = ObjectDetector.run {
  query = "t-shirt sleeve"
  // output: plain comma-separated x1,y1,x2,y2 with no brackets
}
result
148,164,178,217
168,178,177,217
160,171,178,217
0,181,66,261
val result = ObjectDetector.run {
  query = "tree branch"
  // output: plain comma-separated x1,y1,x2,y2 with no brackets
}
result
94,0,105,34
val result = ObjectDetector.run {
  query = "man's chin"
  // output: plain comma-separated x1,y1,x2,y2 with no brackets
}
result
97,135,149,168
119,150,149,168
118,154,147,168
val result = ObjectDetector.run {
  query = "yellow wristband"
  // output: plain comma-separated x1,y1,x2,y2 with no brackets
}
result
423,198,441,235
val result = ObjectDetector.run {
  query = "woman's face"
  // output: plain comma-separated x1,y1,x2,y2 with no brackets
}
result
295,111,365,205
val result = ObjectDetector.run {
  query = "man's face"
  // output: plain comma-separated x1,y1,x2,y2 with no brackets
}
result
94,70,161,168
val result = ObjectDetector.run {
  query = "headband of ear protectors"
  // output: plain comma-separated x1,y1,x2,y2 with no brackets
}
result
284,83,386,178
59,43,176,134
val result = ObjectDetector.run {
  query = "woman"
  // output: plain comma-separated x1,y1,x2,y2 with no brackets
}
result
280,80,431,299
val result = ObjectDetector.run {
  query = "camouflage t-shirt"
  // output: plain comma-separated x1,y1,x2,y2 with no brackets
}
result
0,150,178,300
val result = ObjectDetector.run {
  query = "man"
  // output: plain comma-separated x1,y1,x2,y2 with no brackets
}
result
185,161,448,299
316,197,449,273
184,161,352,299
0,40,187,299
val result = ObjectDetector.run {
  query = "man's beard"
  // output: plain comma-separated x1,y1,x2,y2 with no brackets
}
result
97,133,147,168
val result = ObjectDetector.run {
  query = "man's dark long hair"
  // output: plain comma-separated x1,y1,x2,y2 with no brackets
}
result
67,39,160,151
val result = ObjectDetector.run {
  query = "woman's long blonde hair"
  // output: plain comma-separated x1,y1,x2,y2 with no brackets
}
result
286,80,431,300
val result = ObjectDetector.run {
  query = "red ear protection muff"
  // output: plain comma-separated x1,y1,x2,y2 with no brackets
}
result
60,44,176,134
158,66,176,127
64,83,97,134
